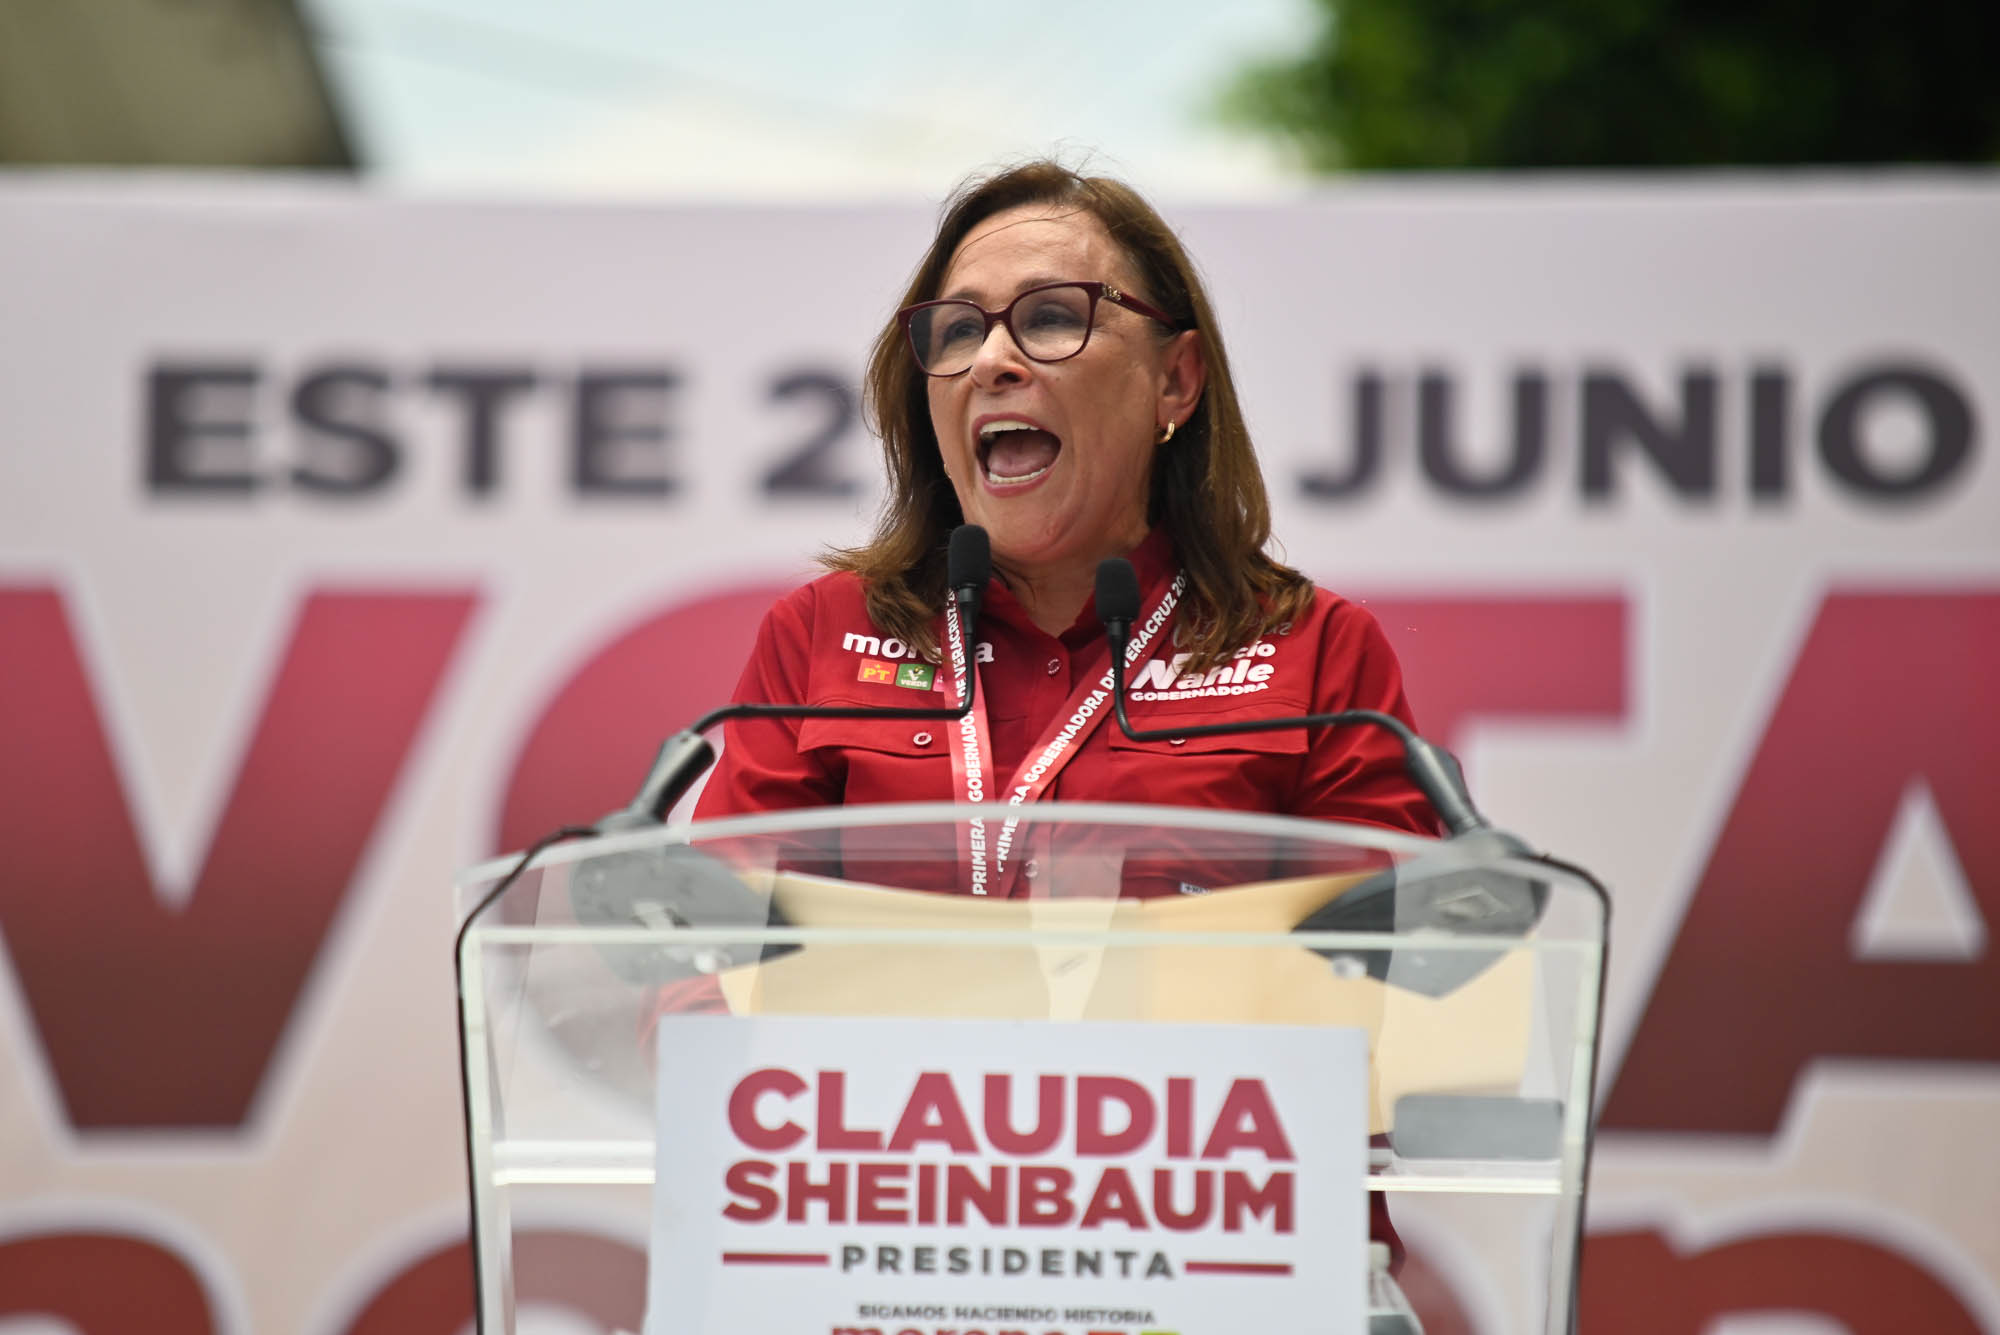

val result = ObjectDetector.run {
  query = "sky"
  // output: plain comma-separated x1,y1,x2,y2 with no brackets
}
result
301,0,1322,201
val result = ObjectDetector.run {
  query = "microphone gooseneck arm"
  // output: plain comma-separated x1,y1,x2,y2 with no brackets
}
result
1093,557,1491,836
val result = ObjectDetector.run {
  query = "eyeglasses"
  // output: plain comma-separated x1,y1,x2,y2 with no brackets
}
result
898,281,1188,378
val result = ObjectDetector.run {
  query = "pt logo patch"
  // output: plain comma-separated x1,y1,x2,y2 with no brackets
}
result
856,659,896,684
894,662,937,691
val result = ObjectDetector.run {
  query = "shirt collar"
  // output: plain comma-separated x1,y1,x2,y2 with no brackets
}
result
978,526,1179,645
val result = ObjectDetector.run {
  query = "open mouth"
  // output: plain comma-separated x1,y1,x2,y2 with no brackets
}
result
977,419,1062,486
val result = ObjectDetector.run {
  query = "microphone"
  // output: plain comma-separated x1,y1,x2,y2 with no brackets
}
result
597,524,991,832
1095,557,1488,835
947,521,991,625
1095,557,1544,996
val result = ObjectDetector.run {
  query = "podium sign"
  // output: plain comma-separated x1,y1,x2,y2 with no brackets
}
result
645,1016,1368,1335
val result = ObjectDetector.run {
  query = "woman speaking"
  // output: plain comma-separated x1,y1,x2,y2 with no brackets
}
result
675,159,1434,1263
694,160,1434,858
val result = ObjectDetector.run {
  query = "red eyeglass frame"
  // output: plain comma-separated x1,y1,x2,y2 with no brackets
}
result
897,280,1191,378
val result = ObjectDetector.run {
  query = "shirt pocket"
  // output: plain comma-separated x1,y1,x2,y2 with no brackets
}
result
1098,718,1310,892
796,711,950,806
792,713,959,889
1101,711,1308,808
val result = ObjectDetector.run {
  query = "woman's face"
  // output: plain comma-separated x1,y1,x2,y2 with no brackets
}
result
925,204,1204,582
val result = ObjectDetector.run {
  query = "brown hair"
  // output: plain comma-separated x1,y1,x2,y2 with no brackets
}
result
825,159,1312,672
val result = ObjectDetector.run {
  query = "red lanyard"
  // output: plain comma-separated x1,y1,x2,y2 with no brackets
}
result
943,571,1185,896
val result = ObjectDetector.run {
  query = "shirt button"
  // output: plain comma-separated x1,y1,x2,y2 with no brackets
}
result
1045,658,1062,676
1169,737,1186,746
913,731,932,746
1024,858,1040,879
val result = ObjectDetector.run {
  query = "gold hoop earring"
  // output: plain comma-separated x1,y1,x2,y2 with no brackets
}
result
1158,419,1177,445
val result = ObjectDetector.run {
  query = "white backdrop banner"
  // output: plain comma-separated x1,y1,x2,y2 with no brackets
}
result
0,175,1995,1334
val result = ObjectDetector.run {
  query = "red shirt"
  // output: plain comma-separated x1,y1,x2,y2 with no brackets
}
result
686,529,1426,1260
694,529,1436,873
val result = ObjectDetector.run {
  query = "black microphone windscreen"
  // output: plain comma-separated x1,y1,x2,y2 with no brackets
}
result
948,524,991,592
1095,557,1142,626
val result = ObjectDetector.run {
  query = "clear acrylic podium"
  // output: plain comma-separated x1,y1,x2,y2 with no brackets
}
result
455,802,1607,1334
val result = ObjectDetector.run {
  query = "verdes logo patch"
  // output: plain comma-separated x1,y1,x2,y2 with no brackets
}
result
857,659,939,691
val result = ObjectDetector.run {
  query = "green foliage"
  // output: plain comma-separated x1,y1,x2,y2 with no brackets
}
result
1221,0,2000,169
